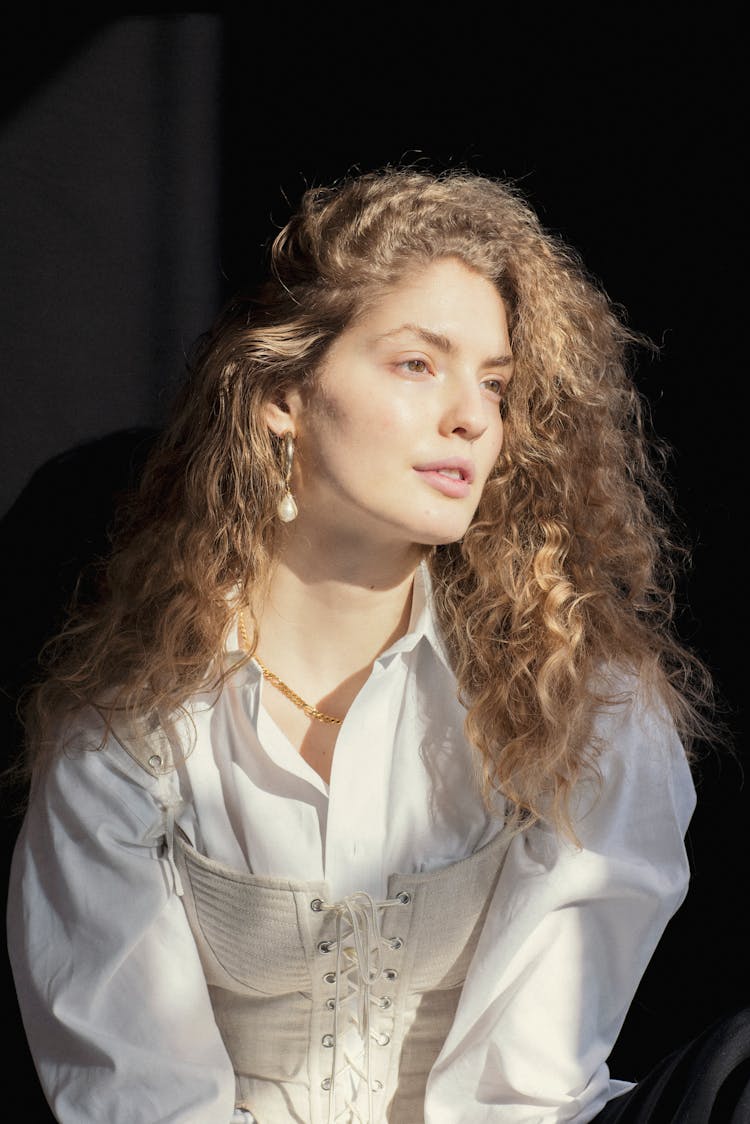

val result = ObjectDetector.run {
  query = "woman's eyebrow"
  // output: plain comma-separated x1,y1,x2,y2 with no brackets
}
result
373,322,513,367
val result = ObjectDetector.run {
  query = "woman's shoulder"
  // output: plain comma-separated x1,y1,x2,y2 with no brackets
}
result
32,700,193,807
574,662,696,838
21,706,178,845
589,661,684,746
104,705,198,779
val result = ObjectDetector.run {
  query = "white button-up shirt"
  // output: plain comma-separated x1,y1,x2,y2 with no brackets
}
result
7,565,696,1122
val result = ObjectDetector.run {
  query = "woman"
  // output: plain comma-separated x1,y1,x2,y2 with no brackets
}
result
5,168,729,1122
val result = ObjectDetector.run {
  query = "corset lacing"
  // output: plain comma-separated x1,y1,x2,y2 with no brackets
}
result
315,890,409,1124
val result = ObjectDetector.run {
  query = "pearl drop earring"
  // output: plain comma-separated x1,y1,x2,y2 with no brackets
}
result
277,431,298,523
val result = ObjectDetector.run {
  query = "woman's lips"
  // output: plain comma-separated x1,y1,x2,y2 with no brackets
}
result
414,459,474,498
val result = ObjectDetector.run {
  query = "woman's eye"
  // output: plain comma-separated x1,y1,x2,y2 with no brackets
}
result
482,378,505,398
400,358,430,375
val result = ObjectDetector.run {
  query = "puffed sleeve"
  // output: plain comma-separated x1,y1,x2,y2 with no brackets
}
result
424,684,697,1124
6,714,237,1124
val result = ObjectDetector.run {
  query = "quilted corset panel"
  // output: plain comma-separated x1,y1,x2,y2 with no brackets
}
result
174,837,324,996
382,827,512,992
174,827,511,1000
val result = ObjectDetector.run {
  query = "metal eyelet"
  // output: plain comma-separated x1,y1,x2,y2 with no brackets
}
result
325,997,336,1010
395,890,412,905
378,996,392,1009
372,1079,384,1092
310,898,324,911
322,1033,335,1048
148,754,162,768
388,936,404,951
321,1076,332,1091
318,940,335,954
323,971,336,984
383,968,398,981
376,1031,391,1046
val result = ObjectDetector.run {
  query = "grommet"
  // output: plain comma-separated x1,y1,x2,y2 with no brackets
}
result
389,936,404,950
321,1076,332,1091
395,890,411,905
310,898,324,911
383,968,398,981
372,1079,383,1092
378,996,392,1009
322,1034,335,1048
318,940,335,954
148,754,162,768
376,1031,391,1046
325,998,336,1010
323,971,336,984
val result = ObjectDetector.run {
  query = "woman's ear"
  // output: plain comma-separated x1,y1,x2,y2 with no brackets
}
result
263,386,304,438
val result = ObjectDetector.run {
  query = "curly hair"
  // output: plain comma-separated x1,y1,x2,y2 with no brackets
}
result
24,167,713,837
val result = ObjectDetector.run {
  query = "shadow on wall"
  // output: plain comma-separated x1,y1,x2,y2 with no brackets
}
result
1,427,160,1123
0,427,161,719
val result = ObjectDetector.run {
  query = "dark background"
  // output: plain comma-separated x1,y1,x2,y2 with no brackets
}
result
1,11,746,1121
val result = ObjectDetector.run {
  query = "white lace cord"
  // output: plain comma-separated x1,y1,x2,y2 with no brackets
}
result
155,778,185,897
322,892,404,1124
162,801,185,896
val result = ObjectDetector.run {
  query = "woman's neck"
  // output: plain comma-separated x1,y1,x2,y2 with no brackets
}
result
247,542,422,782
254,536,423,684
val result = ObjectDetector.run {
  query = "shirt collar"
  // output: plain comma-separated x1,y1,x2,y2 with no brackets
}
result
373,560,453,673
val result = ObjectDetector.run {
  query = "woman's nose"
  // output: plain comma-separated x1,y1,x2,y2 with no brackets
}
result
439,378,489,442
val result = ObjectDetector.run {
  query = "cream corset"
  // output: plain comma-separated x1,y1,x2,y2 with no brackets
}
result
174,827,511,1124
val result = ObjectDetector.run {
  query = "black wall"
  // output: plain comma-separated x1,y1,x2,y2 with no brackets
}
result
2,12,745,1120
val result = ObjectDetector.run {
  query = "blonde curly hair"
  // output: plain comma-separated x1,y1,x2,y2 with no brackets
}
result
25,167,713,837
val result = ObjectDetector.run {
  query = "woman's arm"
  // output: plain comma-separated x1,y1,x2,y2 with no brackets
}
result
6,716,237,1124
424,684,696,1124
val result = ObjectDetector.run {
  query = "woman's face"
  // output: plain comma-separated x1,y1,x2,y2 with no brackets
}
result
277,256,513,551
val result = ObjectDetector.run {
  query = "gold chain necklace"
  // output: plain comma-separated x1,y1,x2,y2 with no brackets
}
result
237,609,343,726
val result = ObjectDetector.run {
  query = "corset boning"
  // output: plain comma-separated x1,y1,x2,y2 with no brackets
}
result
174,827,511,1124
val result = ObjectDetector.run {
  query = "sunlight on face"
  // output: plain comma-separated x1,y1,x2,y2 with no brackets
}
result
292,257,513,550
